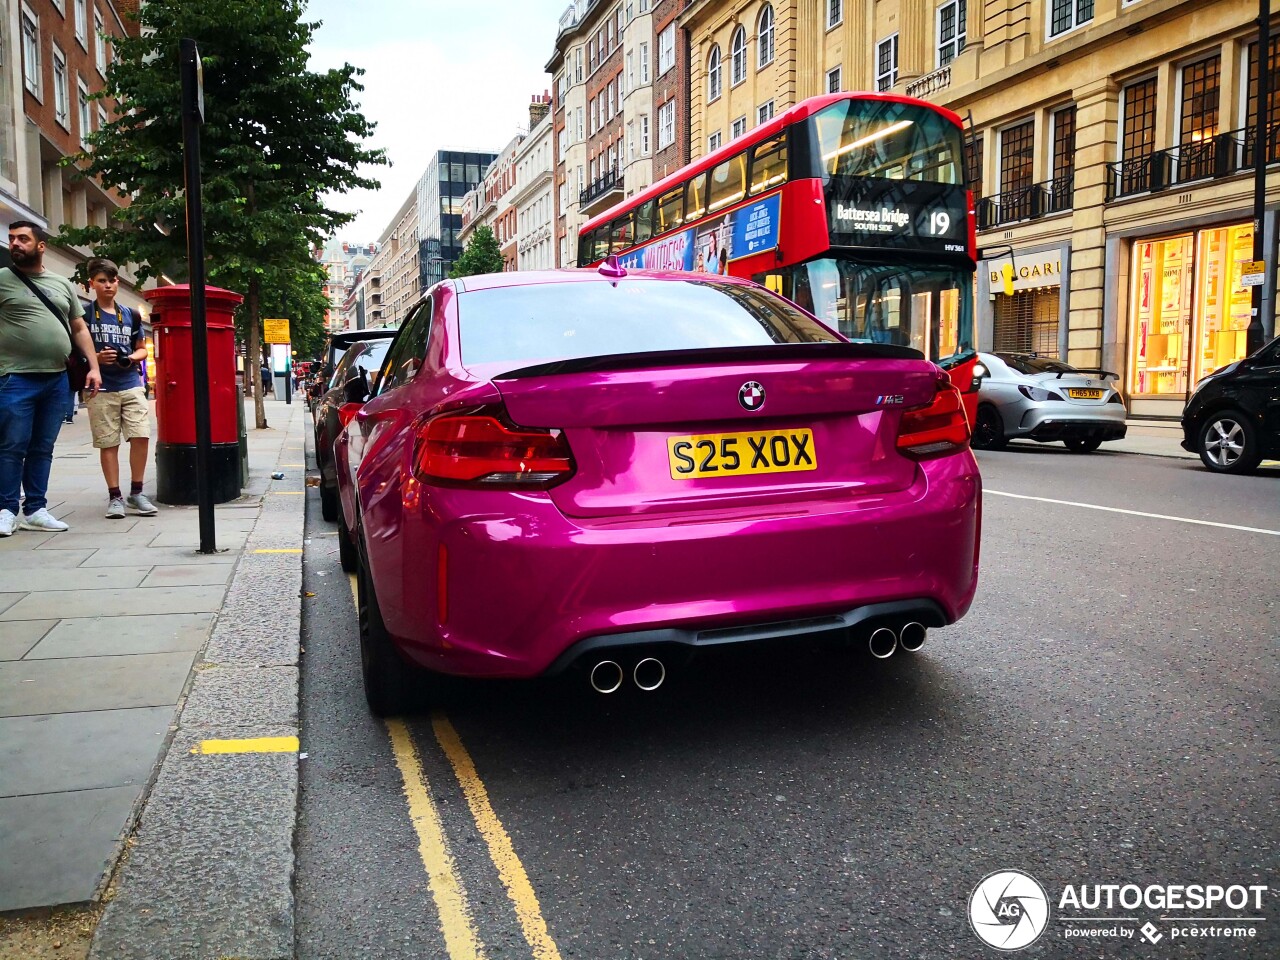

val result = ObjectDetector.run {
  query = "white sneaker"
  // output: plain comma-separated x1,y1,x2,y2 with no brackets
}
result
105,497,127,519
19,508,69,532
0,509,16,537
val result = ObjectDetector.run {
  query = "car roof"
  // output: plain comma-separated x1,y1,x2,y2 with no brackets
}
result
454,267,761,293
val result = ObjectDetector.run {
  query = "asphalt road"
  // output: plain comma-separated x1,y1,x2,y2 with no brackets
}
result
294,448,1279,960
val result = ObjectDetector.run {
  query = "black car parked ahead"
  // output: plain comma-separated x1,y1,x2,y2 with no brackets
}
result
1181,335,1280,474
314,332,396,520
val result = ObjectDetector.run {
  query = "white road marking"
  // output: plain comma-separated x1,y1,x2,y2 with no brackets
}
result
986,490,1280,536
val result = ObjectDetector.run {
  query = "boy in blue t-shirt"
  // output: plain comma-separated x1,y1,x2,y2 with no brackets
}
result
84,258,158,518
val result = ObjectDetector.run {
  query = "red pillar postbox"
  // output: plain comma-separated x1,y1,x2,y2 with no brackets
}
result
146,284,244,504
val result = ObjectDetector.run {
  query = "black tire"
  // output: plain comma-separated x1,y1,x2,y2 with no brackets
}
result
1197,410,1262,474
338,513,358,573
356,538,420,717
971,405,1007,450
320,480,339,522
1064,437,1103,453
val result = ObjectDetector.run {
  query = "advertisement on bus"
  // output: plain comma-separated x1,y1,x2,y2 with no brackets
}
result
617,192,782,273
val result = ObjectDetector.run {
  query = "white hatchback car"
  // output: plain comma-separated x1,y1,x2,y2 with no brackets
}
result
971,352,1127,453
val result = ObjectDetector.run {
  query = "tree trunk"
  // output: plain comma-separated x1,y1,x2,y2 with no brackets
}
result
247,276,267,429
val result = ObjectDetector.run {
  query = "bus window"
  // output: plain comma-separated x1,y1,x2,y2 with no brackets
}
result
577,229,598,265
749,134,788,194
809,100,962,185
657,186,684,233
707,152,748,213
685,172,708,222
634,200,655,243
610,214,633,251
590,229,610,262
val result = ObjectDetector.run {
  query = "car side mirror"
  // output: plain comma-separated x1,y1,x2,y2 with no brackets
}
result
343,370,369,404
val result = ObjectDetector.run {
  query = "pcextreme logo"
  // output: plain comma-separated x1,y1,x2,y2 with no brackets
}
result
969,870,1270,951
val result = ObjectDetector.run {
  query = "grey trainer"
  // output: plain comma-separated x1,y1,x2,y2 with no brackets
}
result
105,497,127,519
127,492,158,516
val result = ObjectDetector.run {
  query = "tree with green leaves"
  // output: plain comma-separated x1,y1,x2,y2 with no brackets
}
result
60,0,386,428
449,226,505,278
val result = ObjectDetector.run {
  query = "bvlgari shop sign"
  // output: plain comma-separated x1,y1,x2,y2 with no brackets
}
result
989,256,1062,295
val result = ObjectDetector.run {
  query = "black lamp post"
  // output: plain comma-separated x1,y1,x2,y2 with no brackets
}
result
1248,4,1273,355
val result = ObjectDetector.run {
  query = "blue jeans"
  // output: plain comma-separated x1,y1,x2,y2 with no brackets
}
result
0,371,69,516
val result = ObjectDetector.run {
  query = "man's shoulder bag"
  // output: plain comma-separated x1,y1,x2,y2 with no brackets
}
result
7,266,91,392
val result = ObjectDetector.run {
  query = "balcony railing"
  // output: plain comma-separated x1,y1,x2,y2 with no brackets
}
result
904,65,951,100
975,175,1074,230
1106,123,1280,201
580,167,624,208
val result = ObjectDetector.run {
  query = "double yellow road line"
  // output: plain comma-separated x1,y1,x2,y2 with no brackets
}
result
349,574,562,960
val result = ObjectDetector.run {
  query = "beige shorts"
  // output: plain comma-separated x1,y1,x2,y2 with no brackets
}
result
88,387,152,449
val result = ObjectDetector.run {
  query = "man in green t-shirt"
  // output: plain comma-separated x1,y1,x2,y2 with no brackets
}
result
0,220,103,537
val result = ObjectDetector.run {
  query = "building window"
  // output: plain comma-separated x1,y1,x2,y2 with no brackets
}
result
994,290,1060,358
709,131,722,153
758,5,775,68
74,0,86,46
94,10,105,73
658,99,675,149
78,79,91,148
1049,0,1093,39
826,66,842,93
590,99,598,134
1178,53,1220,181
731,26,747,85
640,114,650,154
52,46,70,128
757,101,774,125
999,120,1035,195
1245,36,1280,164
875,35,898,91
708,45,722,102
1050,105,1076,205
732,115,747,139
1120,76,1158,193
639,41,650,83
21,8,39,96
937,0,967,66
575,48,583,84
966,134,983,203
658,22,674,75
607,79,616,116
828,0,843,29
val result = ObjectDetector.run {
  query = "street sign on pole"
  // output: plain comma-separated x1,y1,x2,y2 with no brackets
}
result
1240,261,1266,287
263,318,291,344
180,38,216,555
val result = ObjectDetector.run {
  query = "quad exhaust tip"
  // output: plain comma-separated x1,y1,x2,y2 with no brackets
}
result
589,660,624,694
868,627,898,659
899,622,927,653
633,657,666,692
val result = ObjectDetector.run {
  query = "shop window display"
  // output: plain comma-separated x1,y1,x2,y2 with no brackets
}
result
1130,235,1193,396
1194,224,1253,382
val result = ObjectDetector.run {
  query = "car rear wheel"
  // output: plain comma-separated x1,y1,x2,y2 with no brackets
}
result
1063,437,1103,453
971,405,1007,450
1198,410,1261,474
338,512,358,573
356,535,422,716
320,480,339,522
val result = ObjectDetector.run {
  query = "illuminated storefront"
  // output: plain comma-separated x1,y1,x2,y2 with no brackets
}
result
977,246,1068,358
1128,223,1256,413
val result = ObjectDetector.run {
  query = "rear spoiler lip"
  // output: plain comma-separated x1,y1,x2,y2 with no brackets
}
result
1054,368,1119,380
494,342,925,380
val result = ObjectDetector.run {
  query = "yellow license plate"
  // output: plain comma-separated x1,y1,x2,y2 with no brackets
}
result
667,428,817,480
1067,388,1104,399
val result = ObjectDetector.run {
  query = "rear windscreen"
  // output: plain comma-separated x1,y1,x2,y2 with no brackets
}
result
457,279,840,367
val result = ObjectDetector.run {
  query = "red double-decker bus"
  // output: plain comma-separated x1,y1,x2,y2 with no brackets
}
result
578,92,981,415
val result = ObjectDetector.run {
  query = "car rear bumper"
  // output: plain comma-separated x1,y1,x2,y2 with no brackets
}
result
1010,405,1127,442
378,454,981,679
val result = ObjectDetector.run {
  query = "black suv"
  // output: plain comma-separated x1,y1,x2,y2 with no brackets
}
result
1181,335,1280,474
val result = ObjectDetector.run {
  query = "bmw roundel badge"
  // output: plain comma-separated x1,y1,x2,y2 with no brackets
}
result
739,381,765,411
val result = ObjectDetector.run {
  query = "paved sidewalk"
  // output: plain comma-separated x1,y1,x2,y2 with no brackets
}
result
0,396,307,915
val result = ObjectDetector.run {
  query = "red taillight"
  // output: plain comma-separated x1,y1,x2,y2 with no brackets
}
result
896,383,971,460
337,402,362,428
412,410,574,486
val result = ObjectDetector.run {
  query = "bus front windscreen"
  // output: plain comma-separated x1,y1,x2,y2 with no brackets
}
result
770,258,973,363
809,100,964,185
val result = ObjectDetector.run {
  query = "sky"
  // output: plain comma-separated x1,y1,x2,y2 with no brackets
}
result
304,0,571,243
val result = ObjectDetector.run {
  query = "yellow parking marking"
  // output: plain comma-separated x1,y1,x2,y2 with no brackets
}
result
192,736,299,755
433,715,563,960
386,718,488,960
254,548,303,554
272,491,305,495
281,463,305,467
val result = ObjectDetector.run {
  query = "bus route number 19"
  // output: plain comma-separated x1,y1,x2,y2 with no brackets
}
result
928,211,951,236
